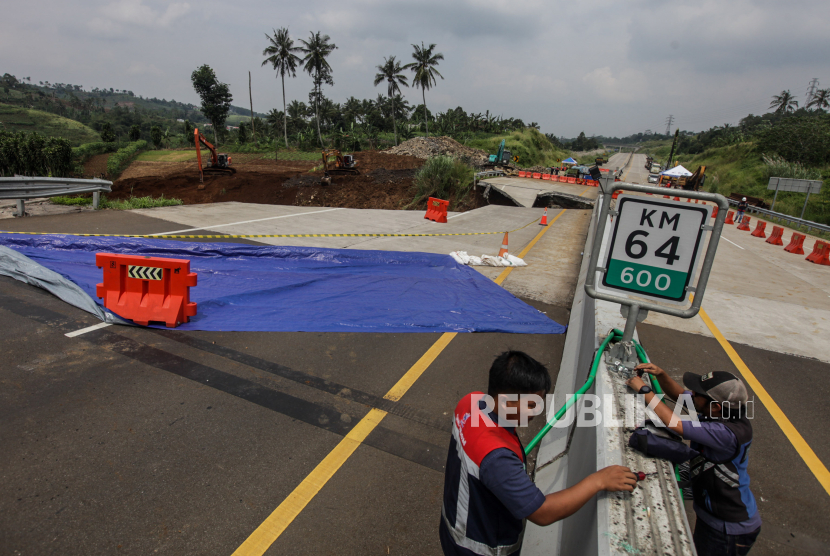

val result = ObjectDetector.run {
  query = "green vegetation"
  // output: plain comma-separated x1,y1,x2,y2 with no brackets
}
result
191,65,233,145
0,103,100,145
51,194,182,210
468,128,570,168
106,140,148,178
410,155,474,210
0,130,73,177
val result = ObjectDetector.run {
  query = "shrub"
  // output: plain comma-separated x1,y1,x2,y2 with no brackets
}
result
762,154,822,181
0,131,72,177
128,125,141,141
106,140,148,178
411,155,474,209
756,115,830,167
100,122,116,143
150,126,162,148
51,194,183,209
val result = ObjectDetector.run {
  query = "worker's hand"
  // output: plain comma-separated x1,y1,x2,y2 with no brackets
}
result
594,465,637,492
634,363,664,377
626,376,647,392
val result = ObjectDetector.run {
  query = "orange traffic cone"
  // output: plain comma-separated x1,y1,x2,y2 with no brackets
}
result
540,207,549,226
498,232,509,258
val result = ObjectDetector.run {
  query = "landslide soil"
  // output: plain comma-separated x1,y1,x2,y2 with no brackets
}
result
111,151,488,211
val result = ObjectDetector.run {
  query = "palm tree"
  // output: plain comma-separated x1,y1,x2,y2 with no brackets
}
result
769,90,799,114
405,42,444,137
373,56,409,145
262,28,302,147
299,31,338,146
807,88,830,111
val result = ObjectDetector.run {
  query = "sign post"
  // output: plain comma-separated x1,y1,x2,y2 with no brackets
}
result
585,183,728,355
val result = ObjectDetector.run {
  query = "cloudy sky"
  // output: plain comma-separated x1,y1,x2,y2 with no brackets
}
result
2,0,829,137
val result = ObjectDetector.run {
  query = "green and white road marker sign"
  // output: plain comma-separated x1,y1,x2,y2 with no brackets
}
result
602,196,711,303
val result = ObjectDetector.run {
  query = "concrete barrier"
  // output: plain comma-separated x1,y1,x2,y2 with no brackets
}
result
524,195,694,556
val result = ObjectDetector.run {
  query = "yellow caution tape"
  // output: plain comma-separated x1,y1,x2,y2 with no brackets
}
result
0,216,541,240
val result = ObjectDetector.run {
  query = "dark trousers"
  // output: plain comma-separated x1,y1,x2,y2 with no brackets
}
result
693,518,760,556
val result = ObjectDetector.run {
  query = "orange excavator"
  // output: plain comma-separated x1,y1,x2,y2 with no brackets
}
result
195,128,234,187
320,149,359,185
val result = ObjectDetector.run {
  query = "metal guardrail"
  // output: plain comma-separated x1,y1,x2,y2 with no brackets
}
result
474,170,505,179
728,199,830,234
0,177,112,216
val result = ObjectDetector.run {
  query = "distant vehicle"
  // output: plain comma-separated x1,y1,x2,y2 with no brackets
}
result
647,174,659,184
650,163,662,174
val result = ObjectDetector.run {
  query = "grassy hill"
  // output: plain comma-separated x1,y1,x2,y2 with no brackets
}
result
467,128,571,168
641,140,829,226
0,102,100,145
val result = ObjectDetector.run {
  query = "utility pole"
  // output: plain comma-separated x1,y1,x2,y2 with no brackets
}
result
249,71,256,141
806,78,819,107
664,115,674,136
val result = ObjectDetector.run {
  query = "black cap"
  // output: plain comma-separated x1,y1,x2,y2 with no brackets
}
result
683,371,748,405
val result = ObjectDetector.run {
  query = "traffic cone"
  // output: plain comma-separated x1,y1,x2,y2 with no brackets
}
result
539,207,549,226
498,233,509,258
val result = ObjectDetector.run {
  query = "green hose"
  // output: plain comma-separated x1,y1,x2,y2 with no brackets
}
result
524,328,663,454
524,329,619,454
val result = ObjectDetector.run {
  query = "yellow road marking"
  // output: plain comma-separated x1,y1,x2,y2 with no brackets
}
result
698,307,830,497
231,333,456,556
494,188,592,286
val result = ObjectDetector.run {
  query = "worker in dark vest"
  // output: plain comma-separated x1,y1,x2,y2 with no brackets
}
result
736,197,748,223
440,351,637,556
627,365,760,556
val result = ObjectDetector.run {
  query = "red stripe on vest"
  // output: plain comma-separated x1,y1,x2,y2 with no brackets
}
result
454,392,524,466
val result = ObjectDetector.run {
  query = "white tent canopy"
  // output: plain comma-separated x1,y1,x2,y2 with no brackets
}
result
661,165,693,177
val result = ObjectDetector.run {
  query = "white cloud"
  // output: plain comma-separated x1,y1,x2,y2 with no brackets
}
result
97,0,190,28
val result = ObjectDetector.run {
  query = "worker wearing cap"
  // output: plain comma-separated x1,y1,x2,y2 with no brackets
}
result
736,197,748,223
441,351,637,556
627,366,761,556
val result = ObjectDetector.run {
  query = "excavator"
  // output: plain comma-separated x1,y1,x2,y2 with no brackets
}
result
682,165,706,191
485,139,518,168
320,149,359,185
195,128,234,188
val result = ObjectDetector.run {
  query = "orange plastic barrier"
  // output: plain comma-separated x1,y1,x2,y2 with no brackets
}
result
663,195,671,199
784,233,806,254
806,241,829,265
567,177,576,184
724,210,735,225
612,190,622,200
711,206,719,218
750,220,767,238
518,171,527,178
96,253,197,327
532,173,542,179
673,196,680,201
425,197,448,223
736,216,751,231
542,173,551,180
811,243,830,265
765,226,784,246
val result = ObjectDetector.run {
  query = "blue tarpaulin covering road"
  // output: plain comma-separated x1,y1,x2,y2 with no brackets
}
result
0,234,566,334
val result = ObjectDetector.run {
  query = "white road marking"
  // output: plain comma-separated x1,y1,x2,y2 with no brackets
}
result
722,237,744,250
65,322,111,337
152,208,344,235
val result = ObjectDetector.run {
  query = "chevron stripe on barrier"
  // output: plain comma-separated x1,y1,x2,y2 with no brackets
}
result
128,265,163,280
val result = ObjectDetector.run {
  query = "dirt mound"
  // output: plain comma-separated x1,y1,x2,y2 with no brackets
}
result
81,153,111,179
384,136,490,167
108,150,437,211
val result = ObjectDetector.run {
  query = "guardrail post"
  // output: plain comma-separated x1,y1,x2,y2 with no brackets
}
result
93,191,100,210
15,199,25,217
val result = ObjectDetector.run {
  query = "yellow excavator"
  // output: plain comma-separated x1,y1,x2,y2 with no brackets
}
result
321,149,359,185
